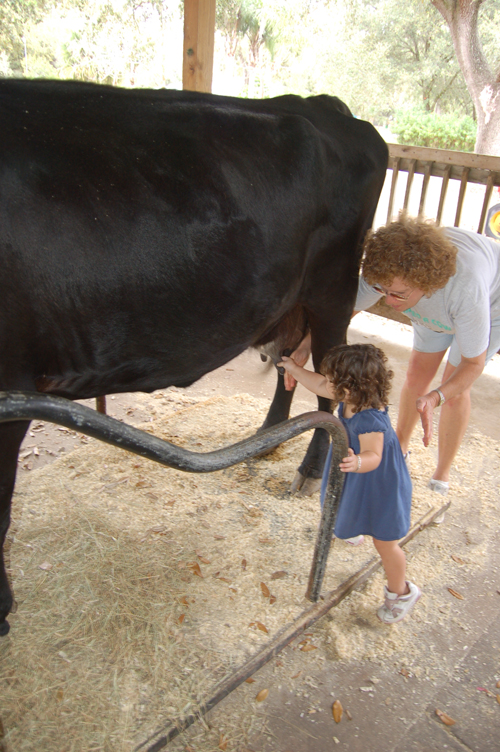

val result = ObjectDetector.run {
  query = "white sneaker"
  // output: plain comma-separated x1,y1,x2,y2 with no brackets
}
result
428,478,449,495
428,479,449,524
377,581,421,624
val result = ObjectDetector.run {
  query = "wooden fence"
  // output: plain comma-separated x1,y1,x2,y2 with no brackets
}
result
384,143,500,230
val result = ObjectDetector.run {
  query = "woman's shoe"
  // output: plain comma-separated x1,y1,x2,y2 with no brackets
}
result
428,478,449,524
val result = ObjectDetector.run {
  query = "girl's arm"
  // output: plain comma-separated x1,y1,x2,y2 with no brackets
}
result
340,432,384,474
277,355,335,399
283,333,311,391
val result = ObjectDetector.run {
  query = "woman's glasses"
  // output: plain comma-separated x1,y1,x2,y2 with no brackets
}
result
371,284,413,302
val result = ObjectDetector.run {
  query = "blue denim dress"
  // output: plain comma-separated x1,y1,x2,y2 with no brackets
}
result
320,404,412,541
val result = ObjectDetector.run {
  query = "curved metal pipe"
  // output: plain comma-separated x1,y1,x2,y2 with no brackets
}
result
0,391,348,601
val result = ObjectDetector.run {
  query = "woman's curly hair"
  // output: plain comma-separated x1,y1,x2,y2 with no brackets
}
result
321,343,393,413
362,213,457,295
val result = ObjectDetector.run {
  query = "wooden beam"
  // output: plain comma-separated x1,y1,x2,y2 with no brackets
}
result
183,0,216,93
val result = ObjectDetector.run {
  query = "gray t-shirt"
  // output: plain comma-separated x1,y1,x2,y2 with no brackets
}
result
355,227,500,358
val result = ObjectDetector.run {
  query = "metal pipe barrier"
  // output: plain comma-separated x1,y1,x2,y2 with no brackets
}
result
0,391,348,602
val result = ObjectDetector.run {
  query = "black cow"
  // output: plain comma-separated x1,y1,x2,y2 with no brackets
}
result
0,79,388,634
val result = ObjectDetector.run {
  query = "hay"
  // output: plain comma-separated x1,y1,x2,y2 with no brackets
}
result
1,391,499,751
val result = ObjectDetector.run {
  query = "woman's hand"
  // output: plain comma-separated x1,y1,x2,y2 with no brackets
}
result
339,447,358,473
416,391,440,447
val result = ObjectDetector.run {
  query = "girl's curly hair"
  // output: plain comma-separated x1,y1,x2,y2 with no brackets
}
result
321,343,393,413
362,213,457,295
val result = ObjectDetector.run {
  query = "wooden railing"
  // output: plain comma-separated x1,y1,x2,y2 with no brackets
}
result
384,143,500,230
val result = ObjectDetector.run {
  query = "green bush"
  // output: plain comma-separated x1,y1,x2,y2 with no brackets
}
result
393,110,477,152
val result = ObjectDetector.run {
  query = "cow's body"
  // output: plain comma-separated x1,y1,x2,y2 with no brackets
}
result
0,80,388,634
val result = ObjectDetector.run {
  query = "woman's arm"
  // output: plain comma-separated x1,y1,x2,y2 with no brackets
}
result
416,350,486,446
277,355,335,399
340,432,384,474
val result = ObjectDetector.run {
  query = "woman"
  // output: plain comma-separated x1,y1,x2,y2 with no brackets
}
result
287,214,500,501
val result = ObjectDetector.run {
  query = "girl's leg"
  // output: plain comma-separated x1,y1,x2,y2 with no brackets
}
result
372,538,407,595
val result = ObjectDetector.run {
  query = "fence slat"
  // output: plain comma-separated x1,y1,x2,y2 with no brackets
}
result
386,157,400,223
403,159,416,211
418,162,432,218
436,165,451,226
477,172,496,234
454,167,470,227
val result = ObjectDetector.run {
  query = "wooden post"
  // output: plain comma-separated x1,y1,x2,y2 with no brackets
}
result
183,0,216,93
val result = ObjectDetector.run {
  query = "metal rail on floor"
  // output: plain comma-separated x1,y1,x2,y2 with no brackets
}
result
0,390,347,602
137,503,449,752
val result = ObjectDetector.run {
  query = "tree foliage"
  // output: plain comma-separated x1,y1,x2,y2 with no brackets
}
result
0,0,499,152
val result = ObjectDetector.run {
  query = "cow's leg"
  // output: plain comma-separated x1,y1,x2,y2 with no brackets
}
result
0,420,29,636
292,394,332,496
290,309,354,496
260,372,295,430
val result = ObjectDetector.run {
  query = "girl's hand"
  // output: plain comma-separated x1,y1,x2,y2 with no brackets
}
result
276,355,298,377
339,447,358,473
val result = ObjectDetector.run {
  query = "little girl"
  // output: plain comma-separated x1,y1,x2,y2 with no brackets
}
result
278,343,421,624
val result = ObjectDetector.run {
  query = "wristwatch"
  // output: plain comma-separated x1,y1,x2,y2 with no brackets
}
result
435,388,446,407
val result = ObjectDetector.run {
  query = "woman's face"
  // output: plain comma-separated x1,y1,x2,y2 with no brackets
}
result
372,276,425,312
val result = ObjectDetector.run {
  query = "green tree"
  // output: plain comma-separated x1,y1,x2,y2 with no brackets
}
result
0,0,51,74
431,0,500,154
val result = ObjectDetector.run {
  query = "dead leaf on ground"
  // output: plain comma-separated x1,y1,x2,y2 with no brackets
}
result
255,621,268,634
497,695,500,705
245,677,256,683
196,551,211,564
219,734,228,750
269,595,277,604
345,708,352,720
291,671,302,679
178,614,185,625
260,582,271,598
217,577,232,584
332,700,343,723
448,588,464,600
187,561,203,577
496,680,500,689
241,558,247,570
301,644,318,652
258,537,273,544
214,534,226,540
271,570,287,580
477,687,496,697
256,688,269,702
435,709,456,726
451,554,465,565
